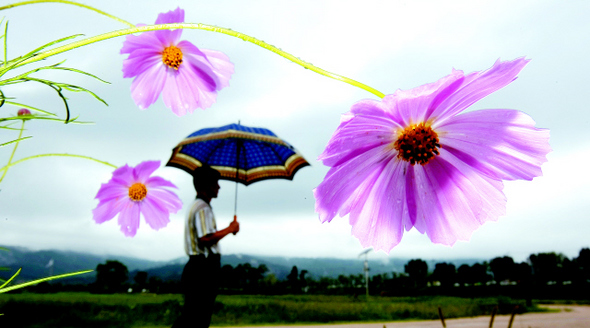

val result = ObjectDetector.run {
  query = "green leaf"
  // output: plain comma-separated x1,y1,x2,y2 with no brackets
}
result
20,34,82,58
6,60,109,85
37,65,110,85
0,115,92,124
2,101,58,116
2,19,7,67
0,34,83,76
0,123,21,130
0,268,20,289
0,269,93,293
0,135,31,147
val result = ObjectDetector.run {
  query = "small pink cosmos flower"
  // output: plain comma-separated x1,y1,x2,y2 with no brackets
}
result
120,7,234,116
92,161,182,237
314,58,551,252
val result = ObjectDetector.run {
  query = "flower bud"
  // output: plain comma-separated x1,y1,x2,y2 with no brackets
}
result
17,108,31,116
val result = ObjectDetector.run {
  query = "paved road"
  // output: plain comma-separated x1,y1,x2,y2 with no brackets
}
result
223,305,590,328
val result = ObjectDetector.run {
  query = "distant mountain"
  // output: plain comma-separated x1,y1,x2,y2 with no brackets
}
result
0,245,485,284
0,246,169,284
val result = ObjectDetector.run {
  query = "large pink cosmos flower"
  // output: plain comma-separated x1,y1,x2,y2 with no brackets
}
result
314,58,550,252
121,7,234,116
92,161,182,237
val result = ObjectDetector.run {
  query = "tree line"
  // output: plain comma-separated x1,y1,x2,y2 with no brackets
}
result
28,248,590,300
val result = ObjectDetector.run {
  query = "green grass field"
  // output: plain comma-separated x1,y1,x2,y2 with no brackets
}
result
0,292,539,328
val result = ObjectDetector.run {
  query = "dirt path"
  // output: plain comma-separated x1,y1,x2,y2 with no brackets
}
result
222,305,590,328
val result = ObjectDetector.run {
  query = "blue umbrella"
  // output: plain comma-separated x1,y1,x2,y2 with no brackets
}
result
166,123,309,217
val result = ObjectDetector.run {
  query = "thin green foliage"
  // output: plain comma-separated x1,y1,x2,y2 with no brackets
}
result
0,152,118,172
0,19,107,122
2,101,58,116
0,135,31,147
0,268,21,289
0,34,82,75
0,115,89,124
1,1,386,98
0,248,93,309
0,1,135,28
0,270,93,294
0,122,23,130
2,19,7,66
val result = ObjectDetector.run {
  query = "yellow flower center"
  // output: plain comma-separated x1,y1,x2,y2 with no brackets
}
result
162,45,183,70
394,123,441,166
128,183,148,201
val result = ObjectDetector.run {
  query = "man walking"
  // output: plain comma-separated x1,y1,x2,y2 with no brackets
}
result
173,165,240,328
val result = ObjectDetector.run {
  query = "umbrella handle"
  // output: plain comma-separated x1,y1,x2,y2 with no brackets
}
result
232,215,238,235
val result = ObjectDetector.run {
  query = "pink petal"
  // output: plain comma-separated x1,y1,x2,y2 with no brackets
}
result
319,102,398,167
314,145,393,223
118,201,141,237
130,61,167,110
141,196,171,230
411,151,506,245
133,160,160,183
147,189,182,213
182,55,218,92
121,32,163,55
154,7,184,45
443,150,506,225
348,158,409,252
160,60,219,115
92,197,128,224
111,165,134,185
384,69,465,127
122,49,163,78
94,181,128,203
176,40,211,64
199,49,235,89
429,58,530,123
348,99,400,126
437,109,550,181
146,176,178,189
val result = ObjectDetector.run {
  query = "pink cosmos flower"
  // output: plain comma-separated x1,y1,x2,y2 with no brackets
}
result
92,161,182,237
120,7,234,116
314,58,550,252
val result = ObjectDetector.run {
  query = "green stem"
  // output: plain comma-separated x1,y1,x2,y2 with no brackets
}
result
0,153,118,173
0,269,93,294
0,119,24,183
0,0,134,27
16,23,386,99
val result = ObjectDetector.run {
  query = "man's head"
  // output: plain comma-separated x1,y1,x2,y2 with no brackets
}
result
192,165,221,199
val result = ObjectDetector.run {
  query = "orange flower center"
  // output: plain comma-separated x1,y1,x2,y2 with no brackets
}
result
162,45,183,70
394,123,441,166
128,183,148,201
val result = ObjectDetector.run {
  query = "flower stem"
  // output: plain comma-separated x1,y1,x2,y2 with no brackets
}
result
2,1,385,97
16,23,386,99
0,269,93,294
0,120,25,183
0,153,118,174
0,0,134,27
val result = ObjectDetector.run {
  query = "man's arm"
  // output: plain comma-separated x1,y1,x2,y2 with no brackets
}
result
198,218,239,248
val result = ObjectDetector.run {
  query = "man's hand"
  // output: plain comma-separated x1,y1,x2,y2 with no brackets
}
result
230,215,240,235
199,216,240,246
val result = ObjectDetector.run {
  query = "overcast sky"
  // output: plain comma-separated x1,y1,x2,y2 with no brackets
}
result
1,0,589,264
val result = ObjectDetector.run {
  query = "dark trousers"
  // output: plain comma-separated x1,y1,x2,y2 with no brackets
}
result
172,254,220,328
